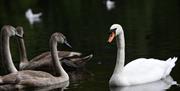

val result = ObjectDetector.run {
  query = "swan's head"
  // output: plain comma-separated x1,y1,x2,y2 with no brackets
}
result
16,26,24,38
1,25,22,38
108,24,123,43
51,32,72,48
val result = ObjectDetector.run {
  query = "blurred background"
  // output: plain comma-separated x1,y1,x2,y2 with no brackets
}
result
0,0,180,91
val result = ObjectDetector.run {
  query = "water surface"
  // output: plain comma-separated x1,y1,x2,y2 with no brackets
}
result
0,0,180,91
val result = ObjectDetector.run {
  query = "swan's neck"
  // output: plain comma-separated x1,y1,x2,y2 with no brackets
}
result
18,38,28,63
50,39,69,79
17,38,29,70
1,34,17,73
113,32,125,74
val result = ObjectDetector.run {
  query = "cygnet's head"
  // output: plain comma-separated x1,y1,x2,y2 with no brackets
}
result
51,32,72,48
16,26,24,38
108,24,123,43
1,25,22,38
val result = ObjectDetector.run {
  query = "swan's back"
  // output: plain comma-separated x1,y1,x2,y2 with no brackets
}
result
122,57,177,85
1,70,62,87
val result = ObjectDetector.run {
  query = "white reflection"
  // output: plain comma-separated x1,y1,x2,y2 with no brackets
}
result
25,8,42,25
110,76,178,91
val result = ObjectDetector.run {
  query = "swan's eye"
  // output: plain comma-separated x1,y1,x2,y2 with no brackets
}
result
63,37,67,41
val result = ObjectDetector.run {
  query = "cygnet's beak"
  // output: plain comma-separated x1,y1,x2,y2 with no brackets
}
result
64,40,72,48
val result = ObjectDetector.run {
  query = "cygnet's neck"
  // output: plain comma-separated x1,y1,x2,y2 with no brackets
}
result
1,31,17,73
50,39,69,79
18,38,28,63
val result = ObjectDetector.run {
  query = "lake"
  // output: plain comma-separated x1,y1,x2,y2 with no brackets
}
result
0,0,180,91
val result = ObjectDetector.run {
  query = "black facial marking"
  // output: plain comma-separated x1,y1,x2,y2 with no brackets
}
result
109,28,117,33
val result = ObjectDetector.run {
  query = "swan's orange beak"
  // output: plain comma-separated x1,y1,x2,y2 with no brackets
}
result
108,32,115,43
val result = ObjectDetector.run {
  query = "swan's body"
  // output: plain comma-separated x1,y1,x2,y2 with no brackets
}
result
16,27,93,71
25,9,42,25
108,24,177,86
0,81,69,91
0,27,69,87
110,76,177,91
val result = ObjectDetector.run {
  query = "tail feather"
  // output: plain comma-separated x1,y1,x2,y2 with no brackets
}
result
164,57,178,77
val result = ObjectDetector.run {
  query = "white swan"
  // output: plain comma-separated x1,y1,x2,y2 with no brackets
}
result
25,9,42,25
108,24,177,86
0,26,70,87
106,0,115,11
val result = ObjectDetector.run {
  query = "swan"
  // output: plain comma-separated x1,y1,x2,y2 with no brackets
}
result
106,0,115,11
0,26,70,87
25,8,42,25
16,27,93,71
110,76,177,91
108,24,178,86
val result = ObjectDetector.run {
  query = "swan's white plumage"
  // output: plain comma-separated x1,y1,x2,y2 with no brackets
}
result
110,76,177,91
106,0,115,11
122,57,177,85
108,24,178,86
25,9,42,25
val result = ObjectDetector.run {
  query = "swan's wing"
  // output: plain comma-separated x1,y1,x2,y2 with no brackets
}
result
123,58,168,83
30,52,50,62
33,12,42,18
61,59,79,68
61,54,93,68
58,51,82,57
29,51,91,69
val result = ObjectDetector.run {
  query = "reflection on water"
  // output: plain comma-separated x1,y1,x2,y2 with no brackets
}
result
24,81,69,91
0,81,69,91
68,69,93,82
67,69,94,89
110,76,177,91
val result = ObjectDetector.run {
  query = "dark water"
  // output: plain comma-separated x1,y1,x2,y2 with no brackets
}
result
0,0,180,91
